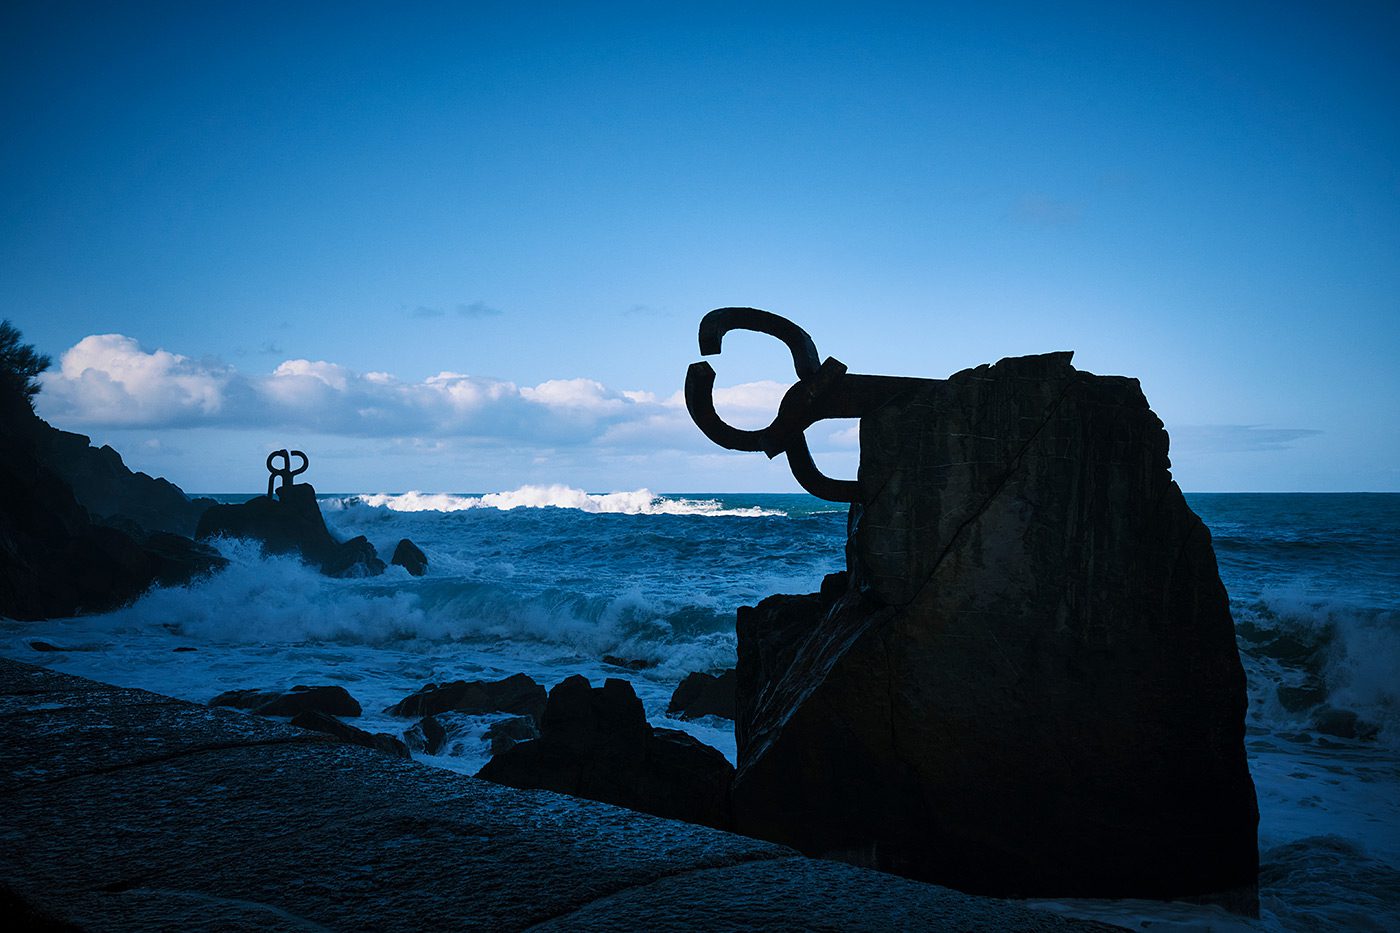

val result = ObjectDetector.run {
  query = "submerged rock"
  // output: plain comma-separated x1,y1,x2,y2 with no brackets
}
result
385,673,546,722
1310,706,1379,741
289,711,410,759
602,655,655,671
195,483,385,578
477,675,733,830
667,669,737,721
403,715,448,755
730,351,1259,904
390,538,428,576
1277,680,1328,713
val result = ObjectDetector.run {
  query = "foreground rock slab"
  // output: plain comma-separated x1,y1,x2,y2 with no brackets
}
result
0,659,1106,931
732,351,1259,905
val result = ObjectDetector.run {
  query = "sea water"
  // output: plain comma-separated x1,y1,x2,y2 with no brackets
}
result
3,488,1397,931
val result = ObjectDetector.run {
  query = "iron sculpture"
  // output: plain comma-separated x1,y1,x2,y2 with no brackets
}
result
684,307,930,502
266,448,309,498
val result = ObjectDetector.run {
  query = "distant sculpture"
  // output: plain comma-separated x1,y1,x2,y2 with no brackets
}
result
199,449,387,577
684,308,928,501
266,449,309,499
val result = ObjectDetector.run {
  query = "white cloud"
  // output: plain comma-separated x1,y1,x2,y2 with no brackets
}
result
45,334,232,426
520,378,626,413
36,332,795,457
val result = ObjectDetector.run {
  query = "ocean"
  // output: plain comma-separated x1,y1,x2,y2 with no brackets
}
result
3,488,1397,931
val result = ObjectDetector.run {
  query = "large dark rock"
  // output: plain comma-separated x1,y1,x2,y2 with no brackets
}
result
384,673,547,722
196,483,385,578
210,684,362,717
731,352,1259,905
390,538,428,576
0,395,226,620
29,427,212,537
667,669,737,720
477,675,733,830
289,711,410,758
484,714,540,756
208,688,284,710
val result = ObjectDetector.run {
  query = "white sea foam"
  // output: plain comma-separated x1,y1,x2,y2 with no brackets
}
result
1243,586,1400,747
323,485,783,517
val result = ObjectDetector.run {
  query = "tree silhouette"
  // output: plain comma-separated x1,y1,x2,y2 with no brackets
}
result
0,319,52,410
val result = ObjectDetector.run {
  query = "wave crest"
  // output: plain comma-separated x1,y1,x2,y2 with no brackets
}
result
326,485,783,517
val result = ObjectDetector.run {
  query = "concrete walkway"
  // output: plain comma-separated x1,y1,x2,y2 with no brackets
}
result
0,659,1107,930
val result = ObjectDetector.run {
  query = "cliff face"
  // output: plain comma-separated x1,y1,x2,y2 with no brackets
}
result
30,427,211,537
0,395,223,620
732,352,1259,904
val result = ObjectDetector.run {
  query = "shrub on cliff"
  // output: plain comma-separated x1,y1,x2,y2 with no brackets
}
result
0,320,51,411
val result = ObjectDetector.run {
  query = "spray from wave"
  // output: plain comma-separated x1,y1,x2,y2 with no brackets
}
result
322,484,785,517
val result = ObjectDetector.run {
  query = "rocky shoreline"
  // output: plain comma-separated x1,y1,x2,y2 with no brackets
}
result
0,658,1112,931
2,347,1260,920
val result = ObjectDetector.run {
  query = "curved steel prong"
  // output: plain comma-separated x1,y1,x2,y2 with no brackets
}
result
685,361,770,452
785,432,860,502
266,448,308,497
698,308,821,380
266,448,289,498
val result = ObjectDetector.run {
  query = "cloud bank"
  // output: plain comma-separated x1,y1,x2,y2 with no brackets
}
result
36,333,797,453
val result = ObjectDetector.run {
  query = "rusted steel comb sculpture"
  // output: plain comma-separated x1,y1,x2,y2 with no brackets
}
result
685,308,928,502
266,448,309,498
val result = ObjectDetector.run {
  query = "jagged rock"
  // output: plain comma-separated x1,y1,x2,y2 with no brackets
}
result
256,685,362,718
289,710,410,758
384,673,546,722
0,394,227,620
195,483,385,578
731,352,1259,904
390,538,428,576
210,685,361,718
403,715,447,755
29,428,212,537
484,715,540,756
477,675,733,830
667,669,737,721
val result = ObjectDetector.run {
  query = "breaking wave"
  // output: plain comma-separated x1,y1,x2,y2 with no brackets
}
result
323,485,784,517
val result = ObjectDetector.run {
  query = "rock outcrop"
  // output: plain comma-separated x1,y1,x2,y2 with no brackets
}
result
28,427,213,537
390,538,428,576
211,684,362,718
195,483,385,577
484,714,540,755
731,352,1259,905
478,675,734,830
289,711,411,759
0,394,226,620
667,669,737,720
384,673,547,721
0,658,1105,931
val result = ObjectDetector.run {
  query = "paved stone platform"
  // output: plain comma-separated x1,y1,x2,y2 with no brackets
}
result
0,658,1109,930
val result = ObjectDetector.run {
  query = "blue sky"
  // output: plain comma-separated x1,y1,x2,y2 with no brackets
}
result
3,1,1397,492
